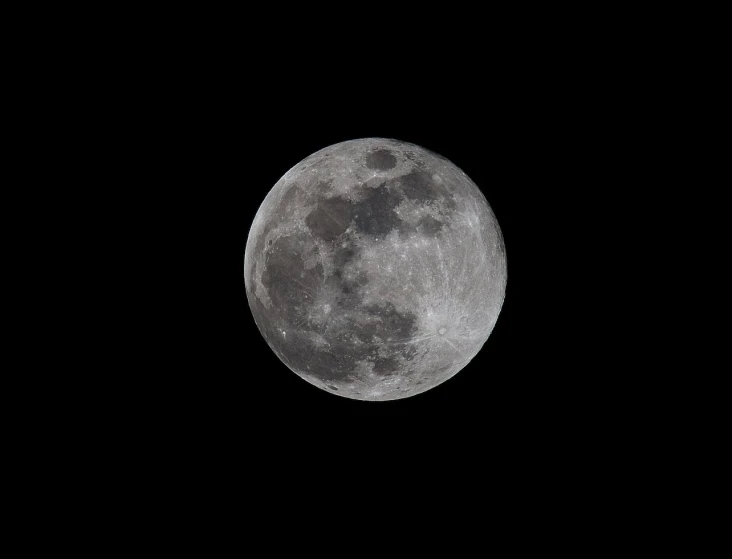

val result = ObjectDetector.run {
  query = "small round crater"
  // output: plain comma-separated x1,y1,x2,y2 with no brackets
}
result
438,327,447,335
365,149,397,171
328,385,338,391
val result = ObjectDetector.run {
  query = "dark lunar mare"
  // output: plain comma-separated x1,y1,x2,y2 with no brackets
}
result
352,184,406,239
304,196,352,241
304,170,457,243
254,229,420,383
253,168,463,383
365,149,397,171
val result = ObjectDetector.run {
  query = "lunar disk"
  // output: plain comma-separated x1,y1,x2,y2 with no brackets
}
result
244,138,506,401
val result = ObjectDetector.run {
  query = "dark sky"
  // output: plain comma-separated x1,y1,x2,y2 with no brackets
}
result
43,13,664,527
158,90,605,449
116,47,633,485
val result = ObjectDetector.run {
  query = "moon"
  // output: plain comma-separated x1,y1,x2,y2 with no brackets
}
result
244,138,506,401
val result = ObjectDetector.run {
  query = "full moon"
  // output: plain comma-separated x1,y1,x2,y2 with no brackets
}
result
244,138,506,401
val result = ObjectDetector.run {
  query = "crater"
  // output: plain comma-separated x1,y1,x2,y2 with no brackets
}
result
365,149,397,171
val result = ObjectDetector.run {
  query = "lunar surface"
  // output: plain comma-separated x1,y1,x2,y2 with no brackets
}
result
244,138,506,401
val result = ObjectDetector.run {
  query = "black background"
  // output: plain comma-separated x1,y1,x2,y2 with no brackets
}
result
99,29,643,491
145,76,615,466
24,7,692,540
